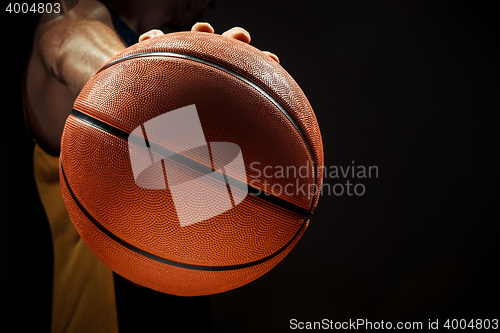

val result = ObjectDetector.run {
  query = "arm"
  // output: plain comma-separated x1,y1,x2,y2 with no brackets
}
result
25,0,126,151
37,11,126,93
26,0,278,152
35,13,279,95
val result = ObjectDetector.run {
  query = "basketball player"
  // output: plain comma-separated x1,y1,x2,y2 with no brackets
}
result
23,0,279,332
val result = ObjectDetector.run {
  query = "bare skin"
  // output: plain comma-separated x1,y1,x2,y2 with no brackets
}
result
25,0,279,152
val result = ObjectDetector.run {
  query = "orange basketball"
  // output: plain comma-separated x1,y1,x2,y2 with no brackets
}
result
59,31,324,296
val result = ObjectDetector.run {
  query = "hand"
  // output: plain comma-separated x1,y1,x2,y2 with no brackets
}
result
138,22,280,64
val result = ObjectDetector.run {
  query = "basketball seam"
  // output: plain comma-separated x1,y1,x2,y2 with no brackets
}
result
98,52,310,158
70,109,312,218
60,160,308,271
96,51,320,209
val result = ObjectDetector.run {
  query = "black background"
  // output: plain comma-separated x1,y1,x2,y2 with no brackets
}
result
1,1,499,332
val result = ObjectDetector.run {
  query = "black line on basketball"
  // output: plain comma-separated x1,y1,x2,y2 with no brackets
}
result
70,109,312,218
60,160,309,272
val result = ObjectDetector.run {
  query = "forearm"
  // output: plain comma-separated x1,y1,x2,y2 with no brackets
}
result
38,19,126,93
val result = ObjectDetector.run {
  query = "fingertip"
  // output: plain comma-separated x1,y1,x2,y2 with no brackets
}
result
138,34,149,43
222,27,251,44
139,29,164,42
191,22,215,33
263,51,280,64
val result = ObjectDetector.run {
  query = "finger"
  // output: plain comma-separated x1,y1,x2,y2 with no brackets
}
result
191,22,215,33
221,27,251,43
139,29,164,42
262,51,280,63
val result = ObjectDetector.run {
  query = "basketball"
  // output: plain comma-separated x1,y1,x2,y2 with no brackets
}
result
59,31,324,296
